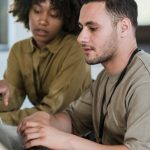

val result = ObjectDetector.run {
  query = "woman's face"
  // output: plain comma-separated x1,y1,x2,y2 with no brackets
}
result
29,0,63,48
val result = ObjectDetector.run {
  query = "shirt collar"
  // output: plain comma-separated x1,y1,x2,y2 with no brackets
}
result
29,32,66,54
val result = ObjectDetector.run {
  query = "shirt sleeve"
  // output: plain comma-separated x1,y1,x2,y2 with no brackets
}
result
0,44,26,112
124,82,150,150
65,82,95,136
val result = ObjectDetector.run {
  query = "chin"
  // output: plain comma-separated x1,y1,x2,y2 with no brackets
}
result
85,59,97,65
85,56,104,65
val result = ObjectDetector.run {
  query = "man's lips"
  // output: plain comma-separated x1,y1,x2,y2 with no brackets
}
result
82,47,95,52
81,44,94,51
84,48,93,51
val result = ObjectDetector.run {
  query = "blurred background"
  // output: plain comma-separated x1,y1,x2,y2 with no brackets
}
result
0,0,150,107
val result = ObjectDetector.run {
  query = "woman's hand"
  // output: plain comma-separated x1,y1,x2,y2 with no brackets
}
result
0,80,10,106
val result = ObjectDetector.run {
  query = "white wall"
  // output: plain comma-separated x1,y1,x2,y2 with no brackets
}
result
136,0,150,25
8,15,32,48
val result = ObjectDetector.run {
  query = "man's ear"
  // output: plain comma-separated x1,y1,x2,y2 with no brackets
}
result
118,18,131,38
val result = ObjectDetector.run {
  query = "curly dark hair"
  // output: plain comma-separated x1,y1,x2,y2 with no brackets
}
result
9,0,84,35
83,0,138,29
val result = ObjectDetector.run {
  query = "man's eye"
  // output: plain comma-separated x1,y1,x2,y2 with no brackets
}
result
89,27,97,31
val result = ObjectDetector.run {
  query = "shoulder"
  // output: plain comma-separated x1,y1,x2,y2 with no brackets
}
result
62,34,77,43
61,34,81,50
136,50,150,70
56,34,83,58
11,38,31,47
130,50,150,81
123,50,150,105
8,38,32,61
10,38,32,53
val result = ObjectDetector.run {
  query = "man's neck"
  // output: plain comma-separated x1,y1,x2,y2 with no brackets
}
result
103,46,138,75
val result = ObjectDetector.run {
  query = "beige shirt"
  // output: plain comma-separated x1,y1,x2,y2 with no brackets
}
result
67,50,150,150
0,33,91,125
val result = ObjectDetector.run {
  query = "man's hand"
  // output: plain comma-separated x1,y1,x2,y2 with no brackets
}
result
18,111,52,134
0,80,10,106
18,111,73,149
19,120,69,150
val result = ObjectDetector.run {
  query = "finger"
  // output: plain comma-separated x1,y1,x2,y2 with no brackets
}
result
18,119,30,134
23,127,41,136
24,138,43,149
0,83,10,106
18,116,32,133
18,121,41,135
3,90,10,106
0,93,2,101
17,121,23,134
24,131,41,143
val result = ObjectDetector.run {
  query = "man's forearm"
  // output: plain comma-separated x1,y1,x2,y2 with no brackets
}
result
50,112,123,150
65,134,129,150
51,112,72,133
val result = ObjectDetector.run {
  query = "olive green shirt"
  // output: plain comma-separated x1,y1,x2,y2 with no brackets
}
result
0,33,91,125
67,50,150,150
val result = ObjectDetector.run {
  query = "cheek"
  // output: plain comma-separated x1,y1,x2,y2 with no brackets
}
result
92,38,103,50
50,19,63,32
28,16,36,30
93,34,110,49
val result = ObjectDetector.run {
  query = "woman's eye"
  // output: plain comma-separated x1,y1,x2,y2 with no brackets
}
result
49,11,60,18
33,8,41,14
50,13,58,17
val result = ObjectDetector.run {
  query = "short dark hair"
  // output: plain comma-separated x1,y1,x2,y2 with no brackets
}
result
9,0,84,35
83,0,138,28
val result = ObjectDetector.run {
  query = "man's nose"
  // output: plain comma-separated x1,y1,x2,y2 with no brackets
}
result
77,28,90,44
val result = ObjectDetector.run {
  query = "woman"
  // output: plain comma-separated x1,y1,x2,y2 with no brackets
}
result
0,0,91,125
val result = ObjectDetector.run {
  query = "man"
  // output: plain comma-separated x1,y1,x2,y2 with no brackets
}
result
0,0,91,125
15,0,150,149
0,80,10,106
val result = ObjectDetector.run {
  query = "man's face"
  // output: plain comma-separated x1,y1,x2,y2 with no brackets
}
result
77,2,119,65
29,0,63,48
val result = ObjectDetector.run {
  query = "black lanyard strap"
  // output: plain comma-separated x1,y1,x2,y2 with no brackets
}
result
99,48,141,143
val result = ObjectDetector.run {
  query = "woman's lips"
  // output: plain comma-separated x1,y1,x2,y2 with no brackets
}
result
35,29,48,36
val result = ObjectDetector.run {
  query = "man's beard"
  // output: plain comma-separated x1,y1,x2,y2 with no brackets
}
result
85,52,114,65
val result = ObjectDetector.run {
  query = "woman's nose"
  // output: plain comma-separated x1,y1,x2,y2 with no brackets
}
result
39,13,49,25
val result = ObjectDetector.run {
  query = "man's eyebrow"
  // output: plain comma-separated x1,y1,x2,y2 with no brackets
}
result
79,21,99,26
